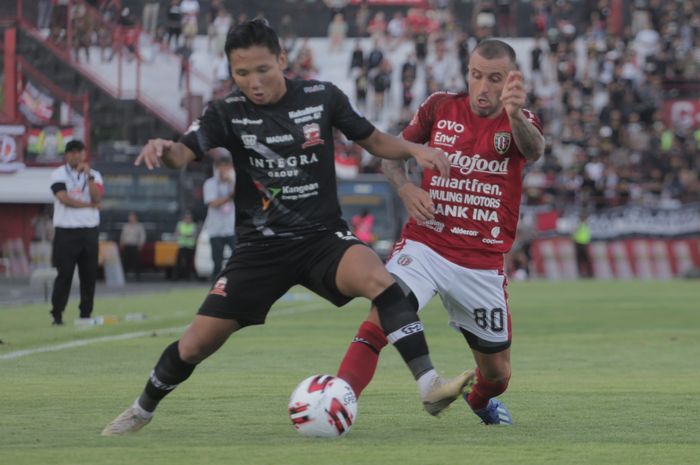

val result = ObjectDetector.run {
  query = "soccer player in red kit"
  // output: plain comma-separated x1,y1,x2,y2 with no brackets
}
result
336,39,544,424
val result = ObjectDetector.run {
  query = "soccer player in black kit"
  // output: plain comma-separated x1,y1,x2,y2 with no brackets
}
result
102,19,471,436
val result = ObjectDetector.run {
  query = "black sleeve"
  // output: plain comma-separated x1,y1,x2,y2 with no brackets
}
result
329,83,375,141
51,182,66,194
179,101,230,161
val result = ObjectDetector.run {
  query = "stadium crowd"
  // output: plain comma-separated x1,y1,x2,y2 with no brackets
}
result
35,0,700,215
324,0,700,213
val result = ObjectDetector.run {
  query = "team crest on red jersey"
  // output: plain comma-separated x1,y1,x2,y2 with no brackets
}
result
397,254,413,266
301,123,324,148
493,132,511,155
209,277,228,297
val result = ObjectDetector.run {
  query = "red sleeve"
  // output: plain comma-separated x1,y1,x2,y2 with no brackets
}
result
402,92,452,144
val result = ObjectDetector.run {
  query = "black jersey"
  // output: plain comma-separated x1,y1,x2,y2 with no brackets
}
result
180,79,375,244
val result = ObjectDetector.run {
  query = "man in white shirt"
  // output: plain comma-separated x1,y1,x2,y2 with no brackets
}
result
202,155,235,280
48,140,104,325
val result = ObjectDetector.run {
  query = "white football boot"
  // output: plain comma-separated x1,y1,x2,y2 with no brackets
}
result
101,402,153,436
422,370,475,416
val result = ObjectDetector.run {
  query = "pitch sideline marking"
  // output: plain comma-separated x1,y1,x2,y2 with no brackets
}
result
0,300,330,361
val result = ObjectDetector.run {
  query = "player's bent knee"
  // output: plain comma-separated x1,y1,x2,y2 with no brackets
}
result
351,266,395,300
178,338,219,364
481,368,511,387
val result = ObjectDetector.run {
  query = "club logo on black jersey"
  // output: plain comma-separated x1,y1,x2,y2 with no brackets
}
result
494,132,511,155
242,134,257,148
301,123,324,148
254,180,280,211
209,277,228,297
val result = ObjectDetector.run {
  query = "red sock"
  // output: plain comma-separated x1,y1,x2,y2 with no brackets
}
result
466,368,510,411
336,321,388,398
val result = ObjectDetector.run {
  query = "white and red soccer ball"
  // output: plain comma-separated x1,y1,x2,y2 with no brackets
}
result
288,374,358,438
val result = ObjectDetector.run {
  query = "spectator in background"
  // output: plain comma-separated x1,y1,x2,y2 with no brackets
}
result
48,140,103,326
211,8,233,56
354,65,369,114
354,0,370,37
166,0,183,50
48,0,69,47
400,52,417,121
386,11,406,50
328,13,348,53
406,8,429,62
120,212,146,281
213,49,232,97
112,8,141,62
98,0,120,61
72,3,93,64
32,206,54,244
294,40,319,80
366,38,384,73
174,211,197,281
426,36,461,91
351,208,375,245
37,0,53,30
278,14,297,54
176,38,193,89
367,11,387,40
207,0,223,52
323,0,349,19
142,0,160,37
496,0,515,37
348,39,364,78
202,155,236,280
371,57,392,121
456,31,472,88
572,213,593,278
180,0,200,46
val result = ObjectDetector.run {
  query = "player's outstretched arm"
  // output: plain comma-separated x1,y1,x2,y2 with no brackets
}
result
382,158,435,223
501,71,544,161
357,130,450,178
135,139,196,170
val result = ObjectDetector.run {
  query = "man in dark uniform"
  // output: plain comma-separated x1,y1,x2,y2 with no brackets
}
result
49,140,104,325
102,19,470,436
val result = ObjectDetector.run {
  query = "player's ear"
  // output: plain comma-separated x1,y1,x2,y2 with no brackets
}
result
278,50,288,70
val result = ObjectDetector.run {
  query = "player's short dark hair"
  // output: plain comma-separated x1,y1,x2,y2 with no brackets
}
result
224,18,282,57
473,39,517,66
64,140,85,154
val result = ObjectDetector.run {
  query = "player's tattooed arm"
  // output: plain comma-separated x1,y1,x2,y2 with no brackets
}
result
382,158,435,222
510,111,544,162
382,158,410,192
501,71,544,161
358,130,450,177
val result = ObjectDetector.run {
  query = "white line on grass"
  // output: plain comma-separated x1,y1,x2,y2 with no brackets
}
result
0,299,330,361
0,326,187,361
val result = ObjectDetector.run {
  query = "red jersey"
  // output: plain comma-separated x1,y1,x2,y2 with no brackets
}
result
401,92,542,270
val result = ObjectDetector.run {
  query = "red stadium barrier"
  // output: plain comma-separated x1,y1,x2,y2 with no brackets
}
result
532,237,700,280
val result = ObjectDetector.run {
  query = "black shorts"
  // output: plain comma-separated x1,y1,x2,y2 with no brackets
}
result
198,228,367,327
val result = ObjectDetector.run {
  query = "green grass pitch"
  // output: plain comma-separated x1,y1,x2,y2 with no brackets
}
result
1,280,699,465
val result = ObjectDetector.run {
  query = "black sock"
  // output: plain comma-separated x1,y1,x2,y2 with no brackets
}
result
373,283,434,380
138,340,197,412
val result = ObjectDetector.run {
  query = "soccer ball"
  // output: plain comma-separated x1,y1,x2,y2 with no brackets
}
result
288,374,358,438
